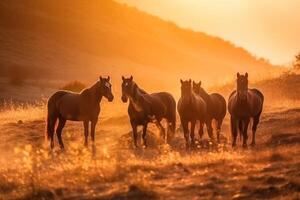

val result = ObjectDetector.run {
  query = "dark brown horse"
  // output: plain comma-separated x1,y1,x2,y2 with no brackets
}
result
193,81,226,142
228,73,264,147
46,76,114,149
177,79,207,150
121,76,176,148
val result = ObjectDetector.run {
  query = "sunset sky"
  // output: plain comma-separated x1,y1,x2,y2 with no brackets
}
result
117,0,300,65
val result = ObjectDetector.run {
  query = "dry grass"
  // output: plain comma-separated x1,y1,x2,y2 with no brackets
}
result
0,103,299,199
0,102,45,125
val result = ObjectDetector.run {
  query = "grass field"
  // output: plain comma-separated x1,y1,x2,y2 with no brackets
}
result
0,100,299,199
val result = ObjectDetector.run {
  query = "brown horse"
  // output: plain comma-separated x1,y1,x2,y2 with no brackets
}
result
228,73,264,147
177,79,207,150
46,76,114,149
193,81,226,142
121,76,176,148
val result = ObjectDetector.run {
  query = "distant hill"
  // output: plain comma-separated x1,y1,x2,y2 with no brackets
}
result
211,72,300,104
0,0,281,92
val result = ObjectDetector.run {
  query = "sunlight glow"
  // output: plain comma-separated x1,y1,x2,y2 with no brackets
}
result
118,0,300,65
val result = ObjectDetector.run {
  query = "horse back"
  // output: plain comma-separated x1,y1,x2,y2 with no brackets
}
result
248,88,264,114
54,90,99,121
210,93,227,119
228,89,263,117
48,91,69,108
250,88,264,102
150,92,176,118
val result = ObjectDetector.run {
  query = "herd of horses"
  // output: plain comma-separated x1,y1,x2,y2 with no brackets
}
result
46,73,264,151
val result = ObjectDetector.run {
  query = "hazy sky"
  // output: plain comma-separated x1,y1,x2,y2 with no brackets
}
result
117,0,300,65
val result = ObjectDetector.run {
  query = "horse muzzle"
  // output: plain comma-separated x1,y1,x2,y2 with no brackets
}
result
108,95,114,102
121,95,128,103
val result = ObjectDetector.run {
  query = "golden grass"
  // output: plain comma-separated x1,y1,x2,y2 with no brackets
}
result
0,102,46,125
0,102,299,199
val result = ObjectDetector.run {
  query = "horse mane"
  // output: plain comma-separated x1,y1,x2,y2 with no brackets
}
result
229,90,236,99
132,82,148,98
198,87,210,102
80,81,101,102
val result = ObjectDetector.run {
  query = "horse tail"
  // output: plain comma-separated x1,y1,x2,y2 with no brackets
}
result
161,92,176,141
168,99,176,143
45,91,67,142
170,109,176,134
46,113,56,141
212,93,227,118
165,93,176,132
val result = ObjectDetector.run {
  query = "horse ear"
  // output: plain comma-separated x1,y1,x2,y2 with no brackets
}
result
130,75,133,81
122,76,125,81
189,79,191,83
199,81,201,86
245,72,248,78
180,79,183,84
237,73,240,78
107,76,110,81
99,76,103,81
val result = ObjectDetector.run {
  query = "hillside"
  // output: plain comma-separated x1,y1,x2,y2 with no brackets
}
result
211,72,300,105
0,0,280,91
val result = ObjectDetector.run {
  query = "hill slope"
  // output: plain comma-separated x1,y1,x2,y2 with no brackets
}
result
211,72,300,105
0,0,280,90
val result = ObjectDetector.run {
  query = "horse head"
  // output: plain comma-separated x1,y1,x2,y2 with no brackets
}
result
192,81,202,95
99,76,114,102
180,79,192,99
237,72,248,101
121,75,135,103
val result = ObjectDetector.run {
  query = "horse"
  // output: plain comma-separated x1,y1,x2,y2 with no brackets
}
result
121,76,176,148
193,81,226,142
228,72,264,147
46,76,114,149
177,79,207,150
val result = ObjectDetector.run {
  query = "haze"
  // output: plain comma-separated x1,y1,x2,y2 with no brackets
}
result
118,0,300,65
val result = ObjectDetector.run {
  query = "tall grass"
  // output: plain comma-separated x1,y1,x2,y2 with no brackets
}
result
0,101,45,125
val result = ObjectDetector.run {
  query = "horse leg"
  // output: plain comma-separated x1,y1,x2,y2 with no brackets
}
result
91,119,98,144
56,117,66,149
190,120,196,147
206,119,214,141
230,116,238,147
198,122,204,139
251,114,260,146
167,116,176,143
242,118,250,148
238,120,243,145
130,121,138,148
156,120,166,143
216,118,224,143
48,116,57,149
181,120,190,150
83,121,89,147
142,123,148,148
